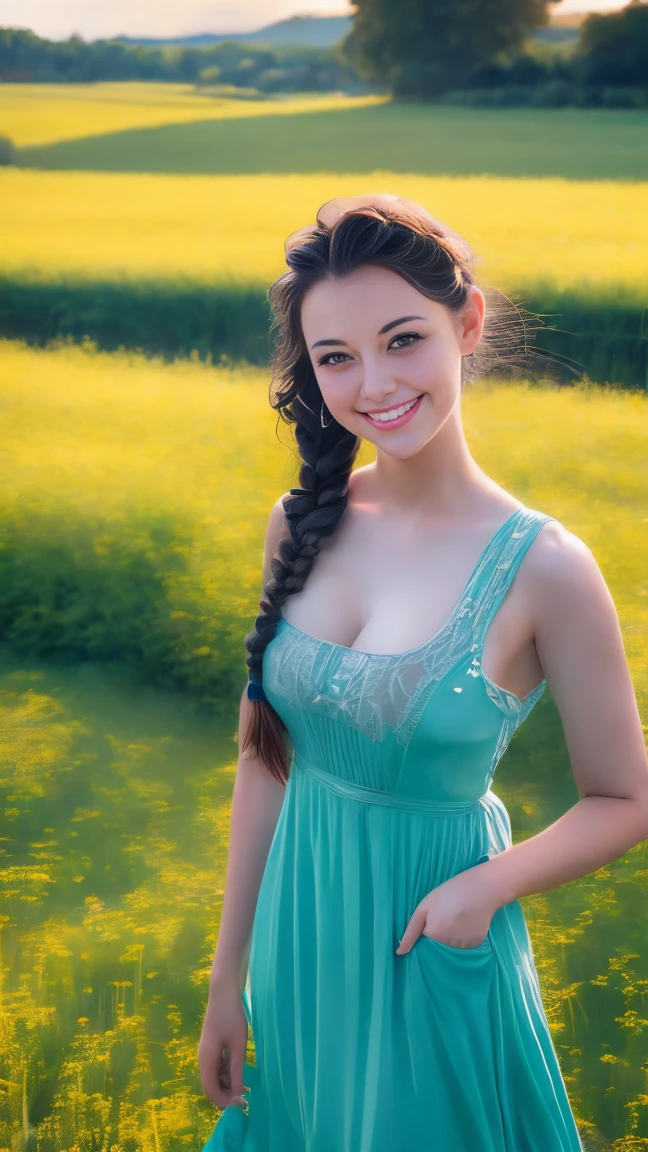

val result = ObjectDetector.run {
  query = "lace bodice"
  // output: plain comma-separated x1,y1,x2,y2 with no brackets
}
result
263,506,555,750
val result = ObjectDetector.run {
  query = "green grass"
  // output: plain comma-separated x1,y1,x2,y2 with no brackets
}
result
0,649,610,1149
0,83,383,148
0,655,242,1151
15,101,648,180
0,339,647,1147
3,84,646,182
1,84,647,385
0,275,644,387
2,77,648,1149
0,338,645,712
1,164,646,385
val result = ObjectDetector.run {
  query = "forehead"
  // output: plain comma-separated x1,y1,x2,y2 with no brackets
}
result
300,265,436,335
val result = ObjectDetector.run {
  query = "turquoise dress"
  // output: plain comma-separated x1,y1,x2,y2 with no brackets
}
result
203,505,584,1151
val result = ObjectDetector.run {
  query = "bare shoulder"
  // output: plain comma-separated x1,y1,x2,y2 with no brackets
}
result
261,493,293,586
267,492,292,544
524,516,617,626
521,514,648,799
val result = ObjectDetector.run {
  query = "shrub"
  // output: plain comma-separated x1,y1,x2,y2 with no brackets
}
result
529,80,575,107
600,85,647,108
0,135,15,165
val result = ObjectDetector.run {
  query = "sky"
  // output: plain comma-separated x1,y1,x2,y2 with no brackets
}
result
0,0,631,42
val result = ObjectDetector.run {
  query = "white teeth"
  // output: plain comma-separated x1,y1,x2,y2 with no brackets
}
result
367,396,419,422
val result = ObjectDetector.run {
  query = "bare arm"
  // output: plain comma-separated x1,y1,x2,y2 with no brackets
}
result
482,520,648,908
210,493,292,994
198,494,292,1110
397,520,648,954
210,696,289,992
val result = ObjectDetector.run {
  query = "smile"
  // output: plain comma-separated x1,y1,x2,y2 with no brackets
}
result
360,394,424,429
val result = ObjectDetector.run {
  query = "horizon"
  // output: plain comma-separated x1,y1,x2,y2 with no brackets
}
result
0,0,627,42
0,0,632,43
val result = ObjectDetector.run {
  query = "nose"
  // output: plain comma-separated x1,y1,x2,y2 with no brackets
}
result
357,357,398,406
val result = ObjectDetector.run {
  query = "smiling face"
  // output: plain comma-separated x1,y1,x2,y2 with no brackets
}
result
300,265,485,459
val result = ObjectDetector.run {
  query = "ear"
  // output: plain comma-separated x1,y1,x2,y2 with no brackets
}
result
458,286,485,357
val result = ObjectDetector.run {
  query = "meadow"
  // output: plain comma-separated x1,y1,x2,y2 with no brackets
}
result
1,75,648,1151
2,84,645,179
0,84,385,150
2,169,646,292
1,84,647,383
1,339,647,1149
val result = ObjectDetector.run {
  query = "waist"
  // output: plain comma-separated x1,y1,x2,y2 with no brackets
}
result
294,756,482,816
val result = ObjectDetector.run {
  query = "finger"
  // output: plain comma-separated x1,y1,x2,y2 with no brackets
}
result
212,1045,242,1108
227,1040,249,1106
395,910,426,955
201,1062,231,1111
215,1046,237,1096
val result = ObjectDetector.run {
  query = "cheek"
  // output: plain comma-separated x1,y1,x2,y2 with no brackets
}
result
409,341,460,392
316,368,358,414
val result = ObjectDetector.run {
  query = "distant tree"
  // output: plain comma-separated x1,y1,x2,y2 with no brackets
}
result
0,134,15,165
343,0,564,97
0,26,361,92
167,47,203,83
574,0,648,88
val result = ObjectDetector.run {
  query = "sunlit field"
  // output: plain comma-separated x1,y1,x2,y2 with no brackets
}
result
0,653,251,1150
0,83,384,148
2,168,647,296
0,340,645,709
2,84,647,385
1,69,648,1149
1,339,647,1149
2,84,646,181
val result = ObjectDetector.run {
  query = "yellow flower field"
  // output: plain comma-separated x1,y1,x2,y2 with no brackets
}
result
1,338,645,709
2,168,646,296
0,82,384,148
0,337,646,1149
1,73,647,1146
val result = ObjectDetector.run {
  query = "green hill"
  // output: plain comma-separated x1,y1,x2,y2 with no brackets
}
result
116,11,581,51
117,14,354,49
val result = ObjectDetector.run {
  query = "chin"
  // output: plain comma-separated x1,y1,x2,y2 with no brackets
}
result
365,433,432,459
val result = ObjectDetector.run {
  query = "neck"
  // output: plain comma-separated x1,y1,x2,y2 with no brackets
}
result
369,404,486,523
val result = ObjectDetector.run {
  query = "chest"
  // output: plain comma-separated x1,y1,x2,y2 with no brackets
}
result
281,500,539,653
271,504,550,710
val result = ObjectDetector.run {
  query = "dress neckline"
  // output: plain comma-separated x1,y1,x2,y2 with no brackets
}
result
278,504,527,661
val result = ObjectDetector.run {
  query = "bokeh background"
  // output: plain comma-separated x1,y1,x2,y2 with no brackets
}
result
0,1,647,1149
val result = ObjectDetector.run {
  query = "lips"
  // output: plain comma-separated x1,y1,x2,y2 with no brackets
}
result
359,393,424,430
364,395,418,415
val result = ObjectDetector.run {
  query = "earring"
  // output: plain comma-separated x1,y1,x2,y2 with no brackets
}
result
320,401,332,429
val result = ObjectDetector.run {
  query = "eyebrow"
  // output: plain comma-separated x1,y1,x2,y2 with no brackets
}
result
310,315,426,350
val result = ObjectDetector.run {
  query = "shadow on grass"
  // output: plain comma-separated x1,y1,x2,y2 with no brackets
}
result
17,102,648,180
1,274,645,387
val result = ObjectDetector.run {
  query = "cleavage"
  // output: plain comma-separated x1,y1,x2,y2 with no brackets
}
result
282,590,543,703
282,595,450,655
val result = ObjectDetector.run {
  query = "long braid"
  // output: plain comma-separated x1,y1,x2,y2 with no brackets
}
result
242,370,360,783
241,194,543,783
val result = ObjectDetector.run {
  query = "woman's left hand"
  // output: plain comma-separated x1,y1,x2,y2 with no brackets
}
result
395,863,497,954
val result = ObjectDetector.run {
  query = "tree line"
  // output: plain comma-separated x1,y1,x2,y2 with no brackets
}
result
0,29,362,94
0,1,646,105
344,0,647,105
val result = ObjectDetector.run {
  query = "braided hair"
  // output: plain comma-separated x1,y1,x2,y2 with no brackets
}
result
241,195,538,784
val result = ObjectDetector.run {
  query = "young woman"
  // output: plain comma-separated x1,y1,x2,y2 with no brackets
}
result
198,194,648,1151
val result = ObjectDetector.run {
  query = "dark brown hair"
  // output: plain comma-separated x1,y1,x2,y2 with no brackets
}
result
241,195,538,784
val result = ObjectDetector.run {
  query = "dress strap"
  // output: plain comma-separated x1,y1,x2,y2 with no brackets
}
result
470,507,557,651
